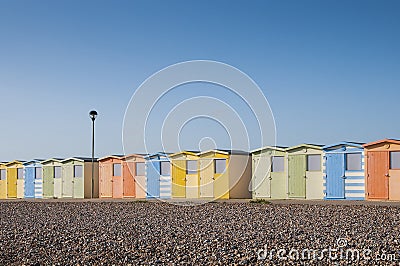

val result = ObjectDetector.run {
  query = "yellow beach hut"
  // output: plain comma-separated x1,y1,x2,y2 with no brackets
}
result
198,150,252,200
170,151,199,199
6,160,25,198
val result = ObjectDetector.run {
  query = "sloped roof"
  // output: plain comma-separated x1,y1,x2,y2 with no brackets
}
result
122,154,146,160
144,152,170,160
198,149,249,156
169,151,199,158
251,146,288,153
5,160,26,166
41,158,64,164
323,141,364,150
61,157,98,163
97,155,124,161
363,139,400,148
285,144,324,152
23,159,45,166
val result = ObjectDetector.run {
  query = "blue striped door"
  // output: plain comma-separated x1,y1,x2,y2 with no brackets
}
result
146,161,160,198
24,167,35,198
326,153,345,199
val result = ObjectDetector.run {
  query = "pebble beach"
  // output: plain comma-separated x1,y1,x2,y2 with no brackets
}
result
0,200,399,265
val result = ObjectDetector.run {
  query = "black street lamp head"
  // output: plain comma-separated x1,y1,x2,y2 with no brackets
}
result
89,110,98,121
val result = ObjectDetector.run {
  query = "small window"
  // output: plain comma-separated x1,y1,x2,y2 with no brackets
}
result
0,169,6,180
35,167,42,179
186,160,197,174
390,151,400,169
113,163,121,176
346,153,362,171
136,162,146,176
272,156,284,172
214,159,226,174
54,166,61,178
17,168,24,179
307,155,321,171
74,165,83,178
160,161,171,176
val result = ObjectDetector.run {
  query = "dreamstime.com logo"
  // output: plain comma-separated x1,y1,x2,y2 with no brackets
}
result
257,238,399,262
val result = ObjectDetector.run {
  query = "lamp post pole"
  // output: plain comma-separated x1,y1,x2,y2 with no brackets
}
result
89,110,98,198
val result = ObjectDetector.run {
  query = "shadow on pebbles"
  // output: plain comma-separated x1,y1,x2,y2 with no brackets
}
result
0,201,399,265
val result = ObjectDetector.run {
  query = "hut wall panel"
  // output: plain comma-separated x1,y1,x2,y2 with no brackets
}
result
0,165,7,199
229,154,251,199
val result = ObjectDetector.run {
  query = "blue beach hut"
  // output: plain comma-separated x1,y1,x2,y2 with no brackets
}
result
323,142,365,200
23,160,44,199
144,153,171,199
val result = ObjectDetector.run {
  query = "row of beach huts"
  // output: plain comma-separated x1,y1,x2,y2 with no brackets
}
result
0,139,399,201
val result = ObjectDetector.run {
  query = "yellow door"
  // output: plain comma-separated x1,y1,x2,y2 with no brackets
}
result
186,174,199,198
172,160,185,198
7,168,17,198
214,159,229,199
199,159,214,198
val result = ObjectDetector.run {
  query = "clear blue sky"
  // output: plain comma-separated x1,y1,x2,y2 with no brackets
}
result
0,0,399,161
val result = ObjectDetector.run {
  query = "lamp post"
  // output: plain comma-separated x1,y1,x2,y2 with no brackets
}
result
89,110,98,198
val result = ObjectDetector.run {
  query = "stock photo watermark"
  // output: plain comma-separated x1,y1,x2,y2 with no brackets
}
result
257,238,398,262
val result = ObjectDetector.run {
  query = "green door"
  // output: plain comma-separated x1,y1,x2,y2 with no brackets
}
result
43,166,54,198
288,155,306,198
271,171,287,199
73,164,84,198
252,157,271,198
62,165,73,197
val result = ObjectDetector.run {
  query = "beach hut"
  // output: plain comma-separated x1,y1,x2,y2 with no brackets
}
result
170,151,199,199
98,155,124,198
323,142,365,200
198,150,252,199
60,157,99,199
23,160,44,199
41,158,63,198
286,144,324,199
122,154,147,198
5,160,25,198
251,146,288,199
144,153,171,199
0,163,7,199
363,139,400,200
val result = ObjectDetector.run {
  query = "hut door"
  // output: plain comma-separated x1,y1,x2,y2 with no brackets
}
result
389,151,400,200
24,167,35,198
62,165,74,197
7,168,17,198
367,151,389,199
253,157,271,198
288,155,306,198
326,153,345,199
147,161,161,198
172,160,185,198
100,164,112,198
112,163,123,199
199,159,214,198
123,162,135,198
42,166,54,198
